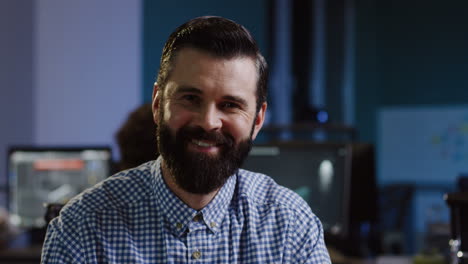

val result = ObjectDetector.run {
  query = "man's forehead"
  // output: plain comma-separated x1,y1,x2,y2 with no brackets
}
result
171,48,257,74
167,83,250,102
165,49,258,92
174,47,255,62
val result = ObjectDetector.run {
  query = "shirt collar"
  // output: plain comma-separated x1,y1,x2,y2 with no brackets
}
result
152,157,237,236
200,174,236,233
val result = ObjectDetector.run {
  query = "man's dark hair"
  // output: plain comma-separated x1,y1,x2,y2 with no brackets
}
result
115,103,158,171
156,16,268,112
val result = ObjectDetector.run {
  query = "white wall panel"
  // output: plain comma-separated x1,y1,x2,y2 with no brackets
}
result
35,0,141,159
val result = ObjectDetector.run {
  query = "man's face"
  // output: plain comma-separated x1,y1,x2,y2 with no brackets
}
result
152,48,267,194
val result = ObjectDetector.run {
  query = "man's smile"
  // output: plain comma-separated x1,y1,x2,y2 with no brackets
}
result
188,139,222,155
191,139,218,147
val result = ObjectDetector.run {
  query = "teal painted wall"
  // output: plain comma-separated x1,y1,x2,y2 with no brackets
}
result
379,1,468,106
356,0,468,143
142,0,268,103
355,0,379,143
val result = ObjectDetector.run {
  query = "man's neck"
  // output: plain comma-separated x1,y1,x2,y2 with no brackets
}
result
160,160,219,211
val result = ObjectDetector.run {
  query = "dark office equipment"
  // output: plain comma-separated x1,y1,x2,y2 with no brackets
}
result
7,146,112,229
445,192,468,264
242,141,378,257
378,184,415,255
258,124,357,143
458,175,468,192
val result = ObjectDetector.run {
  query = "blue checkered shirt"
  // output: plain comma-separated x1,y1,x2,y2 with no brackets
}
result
41,157,331,263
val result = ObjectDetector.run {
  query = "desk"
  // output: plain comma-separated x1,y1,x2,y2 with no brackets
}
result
0,245,42,264
329,246,374,264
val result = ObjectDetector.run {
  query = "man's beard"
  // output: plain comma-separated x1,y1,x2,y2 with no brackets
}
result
157,121,253,194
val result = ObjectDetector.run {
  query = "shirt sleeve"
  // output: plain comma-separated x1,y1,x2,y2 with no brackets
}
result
285,208,331,264
41,216,84,264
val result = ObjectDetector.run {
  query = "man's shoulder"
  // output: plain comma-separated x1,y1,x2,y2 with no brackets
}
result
236,169,311,213
60,161,155,221
236,169,330,263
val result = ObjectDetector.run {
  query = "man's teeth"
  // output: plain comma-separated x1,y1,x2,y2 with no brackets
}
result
192,140,216,147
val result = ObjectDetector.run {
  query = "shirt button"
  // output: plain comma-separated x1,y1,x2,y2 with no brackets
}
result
193,214,202,222
210,222,217,228
192,250,202,259
176,223,183,229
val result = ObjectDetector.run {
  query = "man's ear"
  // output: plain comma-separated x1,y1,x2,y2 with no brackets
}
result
152,82,160,124
251,102,267,140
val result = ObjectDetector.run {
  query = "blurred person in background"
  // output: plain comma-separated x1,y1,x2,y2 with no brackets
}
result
115,103,159,172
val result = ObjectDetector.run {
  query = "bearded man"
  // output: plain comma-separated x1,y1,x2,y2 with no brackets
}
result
41,16,331,264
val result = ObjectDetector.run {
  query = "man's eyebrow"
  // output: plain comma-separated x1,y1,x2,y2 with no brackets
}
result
175,86,249,107
174,86,203,94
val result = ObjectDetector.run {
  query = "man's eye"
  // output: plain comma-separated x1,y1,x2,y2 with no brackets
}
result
221,102,240,109
181,94,199,102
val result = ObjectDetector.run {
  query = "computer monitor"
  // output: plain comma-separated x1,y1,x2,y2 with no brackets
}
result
242,141,378,256
7,146,112,228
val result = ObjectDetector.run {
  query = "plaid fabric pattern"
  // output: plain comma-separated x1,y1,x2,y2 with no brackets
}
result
41,157,331,263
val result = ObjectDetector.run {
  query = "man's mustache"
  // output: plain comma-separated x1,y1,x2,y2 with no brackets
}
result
178,126,234,147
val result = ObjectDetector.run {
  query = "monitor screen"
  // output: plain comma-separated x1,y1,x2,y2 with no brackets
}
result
7,146,112,228
242,142,351,237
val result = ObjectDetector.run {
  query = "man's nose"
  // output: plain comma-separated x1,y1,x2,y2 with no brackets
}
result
195,104,222,131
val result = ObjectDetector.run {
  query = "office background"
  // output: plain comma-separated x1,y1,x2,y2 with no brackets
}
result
1,0,468,256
